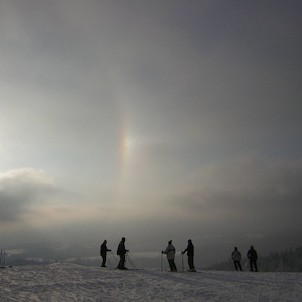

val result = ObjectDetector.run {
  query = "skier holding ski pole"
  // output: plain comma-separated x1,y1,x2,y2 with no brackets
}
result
182,239,196,272
162,240,177,272
117,237,129,270
100,240,111,268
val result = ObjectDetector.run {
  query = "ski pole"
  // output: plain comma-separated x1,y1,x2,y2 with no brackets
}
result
107,255,112,269
126,253,136,269
181,253,184,272
110,251,119,265
160,252,163,271
126,253,135,269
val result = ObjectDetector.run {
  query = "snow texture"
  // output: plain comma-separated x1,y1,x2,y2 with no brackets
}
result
0,263,302,301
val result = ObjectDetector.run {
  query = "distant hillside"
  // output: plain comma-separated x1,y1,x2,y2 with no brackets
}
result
206,246,302,272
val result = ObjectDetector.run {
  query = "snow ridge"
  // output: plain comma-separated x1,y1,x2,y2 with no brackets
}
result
0,263,301,301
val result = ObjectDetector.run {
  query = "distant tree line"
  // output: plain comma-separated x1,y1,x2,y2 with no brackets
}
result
207,246,302,272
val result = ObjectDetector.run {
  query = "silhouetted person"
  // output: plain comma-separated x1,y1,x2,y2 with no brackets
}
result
182,239,196,272
247,245,258,272
231,247,242,271
100,240,111,267
117,237,129,270
162,240,177,272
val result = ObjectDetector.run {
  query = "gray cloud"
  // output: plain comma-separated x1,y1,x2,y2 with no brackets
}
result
0,168,56,221
172,157,302,233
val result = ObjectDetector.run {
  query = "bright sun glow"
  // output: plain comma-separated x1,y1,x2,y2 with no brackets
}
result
120,136,138,168
125,138,137,151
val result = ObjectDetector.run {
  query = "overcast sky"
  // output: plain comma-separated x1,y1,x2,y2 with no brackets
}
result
0,0,301,260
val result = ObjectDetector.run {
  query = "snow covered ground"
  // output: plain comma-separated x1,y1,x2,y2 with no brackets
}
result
1,263,302,301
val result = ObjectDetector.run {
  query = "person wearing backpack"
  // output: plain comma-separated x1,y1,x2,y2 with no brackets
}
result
117,237,129,270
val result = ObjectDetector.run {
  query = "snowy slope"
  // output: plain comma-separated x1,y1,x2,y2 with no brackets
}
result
0,263,302,301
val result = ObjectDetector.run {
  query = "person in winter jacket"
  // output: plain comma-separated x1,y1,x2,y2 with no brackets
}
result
247,245,258,272
231,247,242,271
162,240,177,272
182,239,196,272
117,237,129,270
100,240,111,267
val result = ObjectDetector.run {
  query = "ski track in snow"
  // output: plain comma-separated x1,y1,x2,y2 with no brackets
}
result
0,263,302,301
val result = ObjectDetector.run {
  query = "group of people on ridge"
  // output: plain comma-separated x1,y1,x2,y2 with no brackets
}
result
101,238,258,272
100,238,196,271
231,246,258,272
100,237,129,270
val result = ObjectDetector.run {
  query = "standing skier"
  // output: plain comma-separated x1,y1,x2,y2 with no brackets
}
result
182,239,196,272
231,247,242,271
162,240,177,272
100,240,111,267
247,246,258,272
117,237,129,270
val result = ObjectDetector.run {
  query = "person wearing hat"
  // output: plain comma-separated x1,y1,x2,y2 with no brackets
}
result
182,239,196,272
162,240,177,272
